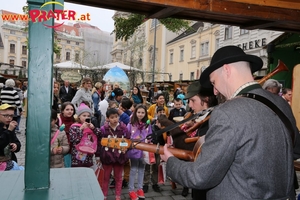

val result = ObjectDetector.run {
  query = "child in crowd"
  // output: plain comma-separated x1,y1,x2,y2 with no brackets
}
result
151,106,165,126
57,102,76,167
118,97,133,125
127,104,152,200
177,91,186,106
109,101,118,109
143,106,166,193
109,97,133,188
69,103,101,168
100,108,130,200
168,98,187,122
147,94,169,123
130,103,137,114
50,109,69,168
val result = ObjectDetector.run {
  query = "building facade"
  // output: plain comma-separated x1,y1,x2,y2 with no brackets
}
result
165,22,220,82
74,22,113,67
219,25,283,76
111,12,285,86
111,12,179,83
53,23,85,64
0,10,28,77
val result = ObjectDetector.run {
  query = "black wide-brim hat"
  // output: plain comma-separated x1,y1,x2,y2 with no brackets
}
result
199,46,263,87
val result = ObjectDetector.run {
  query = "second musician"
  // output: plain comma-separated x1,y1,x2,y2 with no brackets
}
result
180,81,218,199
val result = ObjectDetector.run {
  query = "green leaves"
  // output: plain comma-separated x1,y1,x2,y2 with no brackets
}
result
159,18,191,33
53,40,61,55
113,14,191,40
113,14,145,41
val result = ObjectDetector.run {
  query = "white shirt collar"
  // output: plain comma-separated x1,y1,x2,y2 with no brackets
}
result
230,81,259,99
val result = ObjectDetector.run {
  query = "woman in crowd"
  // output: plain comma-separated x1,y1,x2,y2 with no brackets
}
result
131,86,143,104
71,77,93,111
52,82,60,112
91,82,104,127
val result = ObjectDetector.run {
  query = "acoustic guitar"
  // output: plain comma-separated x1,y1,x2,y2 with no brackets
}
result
100,136,205,162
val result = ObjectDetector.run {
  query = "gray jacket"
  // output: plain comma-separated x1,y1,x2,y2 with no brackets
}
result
167,88,298,200
71,88,93,112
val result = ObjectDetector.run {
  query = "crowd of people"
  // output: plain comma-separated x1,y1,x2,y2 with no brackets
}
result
0,45,298,200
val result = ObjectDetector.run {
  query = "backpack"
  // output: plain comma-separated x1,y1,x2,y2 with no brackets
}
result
71,123,98,154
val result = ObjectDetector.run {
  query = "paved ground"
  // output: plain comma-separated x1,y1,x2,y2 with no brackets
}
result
15,116,300,199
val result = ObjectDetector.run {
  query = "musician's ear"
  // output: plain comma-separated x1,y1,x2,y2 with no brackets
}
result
223,64,231,77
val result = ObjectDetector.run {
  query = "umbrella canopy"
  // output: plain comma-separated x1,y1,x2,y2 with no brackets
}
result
54,61,90,70
92,62,142,71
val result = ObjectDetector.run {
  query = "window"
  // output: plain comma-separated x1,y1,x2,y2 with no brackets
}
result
190,72,195,80
200,42,209,56
224,26,233,40
9,59,14,65
215,38,220,51
76,42,79,45
191,45,196,58
170,52,173,64
22,61,26,67
22,45,27,55
75,53,79,62
66,52,70,60
240,29,249,35
10,44,15,53
124,53,127,63
56,54,60,60
180,49,184,61
179,73,183,80
10,30,15,34
67,40,70,44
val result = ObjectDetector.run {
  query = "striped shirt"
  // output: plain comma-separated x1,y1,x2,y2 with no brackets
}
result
0,87,23,112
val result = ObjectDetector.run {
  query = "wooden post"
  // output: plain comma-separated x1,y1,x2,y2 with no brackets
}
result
25,0,54,189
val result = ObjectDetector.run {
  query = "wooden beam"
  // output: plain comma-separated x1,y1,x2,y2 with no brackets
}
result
128,0,300,22
241,21,283,30
147,7,184,19
26,0,53,190
222,0,300,10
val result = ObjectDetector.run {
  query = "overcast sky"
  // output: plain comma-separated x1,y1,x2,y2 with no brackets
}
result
1,0,115,33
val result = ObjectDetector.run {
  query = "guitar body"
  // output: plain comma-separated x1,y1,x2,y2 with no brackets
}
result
192,136,205,161
291,64,300,130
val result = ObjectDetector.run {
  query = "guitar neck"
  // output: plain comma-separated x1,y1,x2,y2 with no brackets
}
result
131,142,194,162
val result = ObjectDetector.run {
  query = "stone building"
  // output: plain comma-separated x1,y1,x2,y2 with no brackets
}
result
74,22,113,67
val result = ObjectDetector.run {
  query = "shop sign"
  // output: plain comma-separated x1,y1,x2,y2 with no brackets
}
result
61,71,82,83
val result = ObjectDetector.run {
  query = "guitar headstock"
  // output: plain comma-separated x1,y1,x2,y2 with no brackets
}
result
101,137,132,152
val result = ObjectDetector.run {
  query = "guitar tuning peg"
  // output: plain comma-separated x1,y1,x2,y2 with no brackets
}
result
118,150,121,154
108,135,111,138
112,149,115,152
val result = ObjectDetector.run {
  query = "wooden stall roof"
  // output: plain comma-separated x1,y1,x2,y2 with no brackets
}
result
66,0,300,33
